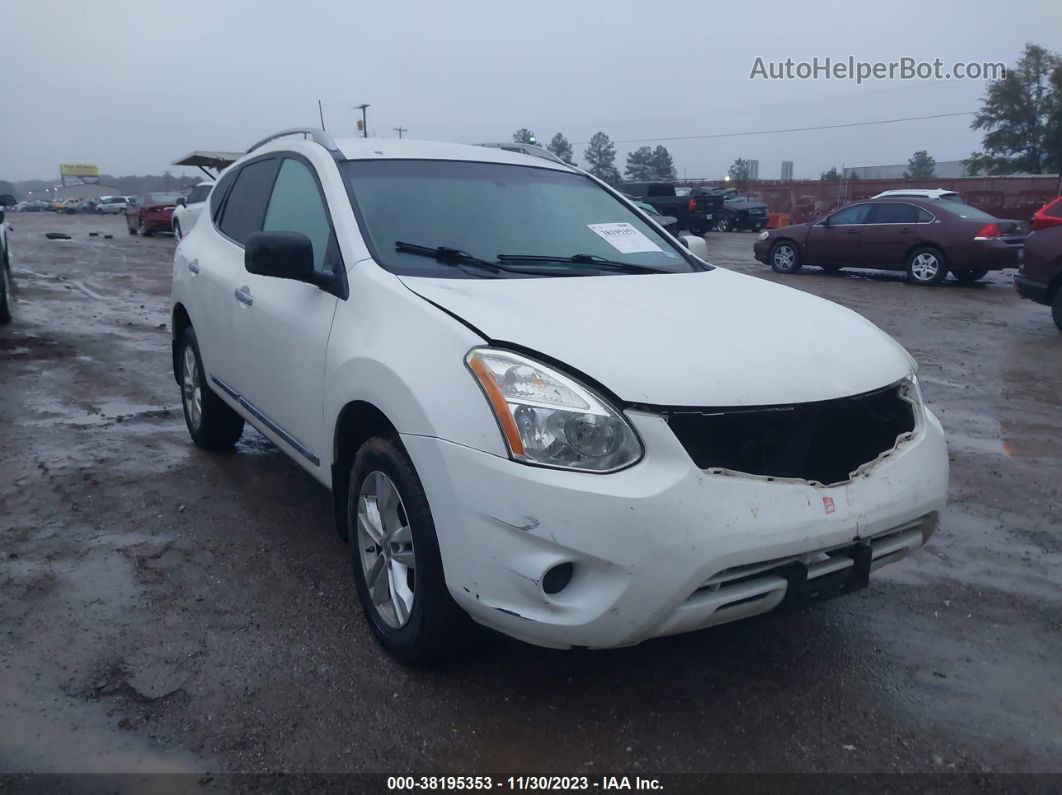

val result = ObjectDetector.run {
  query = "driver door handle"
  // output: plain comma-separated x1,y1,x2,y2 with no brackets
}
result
234,286,253,306
187,258,199,274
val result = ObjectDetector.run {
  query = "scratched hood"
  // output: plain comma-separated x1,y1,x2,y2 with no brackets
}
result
399,268,912,406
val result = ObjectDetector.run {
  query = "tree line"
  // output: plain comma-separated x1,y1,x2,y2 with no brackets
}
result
513,129,675,184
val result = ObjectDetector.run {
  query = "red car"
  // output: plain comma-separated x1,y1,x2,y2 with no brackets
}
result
126,192,183,237
753,196,1026,285
1015,224,1062,332
1031,196,1062,231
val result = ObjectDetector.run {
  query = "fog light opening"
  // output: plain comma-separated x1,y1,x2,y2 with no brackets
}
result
542,562,574,595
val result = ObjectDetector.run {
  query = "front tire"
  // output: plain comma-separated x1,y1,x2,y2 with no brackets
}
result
348,435,474,666
769,240,802,274
178,327,244,450
139,219,153,237
906,247,948,285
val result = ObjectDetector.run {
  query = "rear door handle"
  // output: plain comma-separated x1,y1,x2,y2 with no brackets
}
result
899,227,913,234
846,228,859,234
234,286,253,306
187,258,200,274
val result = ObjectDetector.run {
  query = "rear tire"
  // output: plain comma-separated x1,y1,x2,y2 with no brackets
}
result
0,260,12,325
953,267,988,283
906,247,948,285
714,217,731,233
769,240,802,274
178,327,244,450
348,435,476,666
687,222,707,236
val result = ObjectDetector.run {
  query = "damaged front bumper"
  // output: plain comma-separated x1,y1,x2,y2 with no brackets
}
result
402,406,948,650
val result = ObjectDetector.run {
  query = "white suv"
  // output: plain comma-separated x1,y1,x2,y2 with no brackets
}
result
172,181,213,241
171,128,948,664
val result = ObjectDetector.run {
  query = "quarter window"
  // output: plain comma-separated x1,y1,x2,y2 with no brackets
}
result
218,158,280,245
262,158,337,273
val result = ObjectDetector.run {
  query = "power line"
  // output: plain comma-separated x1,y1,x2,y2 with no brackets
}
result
571,111,977,146
393,126,407,138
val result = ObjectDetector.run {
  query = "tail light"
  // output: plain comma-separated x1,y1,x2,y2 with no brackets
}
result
687,198,697,212
974,222,1001,240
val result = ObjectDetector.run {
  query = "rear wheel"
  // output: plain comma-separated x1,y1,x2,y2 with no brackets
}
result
687,221,707,236
953,267,988,283
349,435,475,666
769,240,802,274
0,260,12,325
714,217,731,233
906,247,948,285
178,327,244,450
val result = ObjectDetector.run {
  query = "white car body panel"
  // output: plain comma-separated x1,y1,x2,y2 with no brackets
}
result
170,135,949,650
400,267,911,406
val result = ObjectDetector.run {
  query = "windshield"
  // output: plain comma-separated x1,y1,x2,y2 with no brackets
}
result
146,192,184,204
340,160,702,278
933,202,997,221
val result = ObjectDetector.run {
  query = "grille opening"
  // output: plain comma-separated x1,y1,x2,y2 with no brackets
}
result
665,383,915,485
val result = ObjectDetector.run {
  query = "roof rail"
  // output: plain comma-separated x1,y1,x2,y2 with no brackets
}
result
476,142,571,167
247,128,339,156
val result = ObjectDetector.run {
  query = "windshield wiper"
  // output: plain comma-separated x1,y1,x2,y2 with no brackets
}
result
395,242,586,278
497,253,669,274
395,241,504,275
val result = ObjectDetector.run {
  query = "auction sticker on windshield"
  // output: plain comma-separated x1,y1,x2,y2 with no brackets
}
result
588,223,663,254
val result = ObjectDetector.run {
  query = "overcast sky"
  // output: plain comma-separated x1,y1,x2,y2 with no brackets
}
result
1,0,1059,183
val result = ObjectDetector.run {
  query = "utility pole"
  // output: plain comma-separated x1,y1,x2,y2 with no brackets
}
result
354,103,370,138
393,126,407,139
318,99,326,131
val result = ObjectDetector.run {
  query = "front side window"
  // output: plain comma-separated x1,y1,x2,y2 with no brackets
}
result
263,158,336,273
827,203,872,225
340,160,702,278
218,158,279,245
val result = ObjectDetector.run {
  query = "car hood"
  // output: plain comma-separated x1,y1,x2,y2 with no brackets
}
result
399,268,912,406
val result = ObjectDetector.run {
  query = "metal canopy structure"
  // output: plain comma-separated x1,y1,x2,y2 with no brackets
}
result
171,151,243,179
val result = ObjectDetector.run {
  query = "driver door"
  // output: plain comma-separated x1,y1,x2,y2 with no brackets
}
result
804,202,872,267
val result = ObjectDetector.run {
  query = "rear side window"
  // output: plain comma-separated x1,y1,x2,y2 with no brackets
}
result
262,158,336,273
916,208,934,222
867,203,919,224
188,185,211,204
218,158,280,245
934,202,997,222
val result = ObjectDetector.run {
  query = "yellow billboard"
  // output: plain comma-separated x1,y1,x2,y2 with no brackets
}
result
59,163,100,178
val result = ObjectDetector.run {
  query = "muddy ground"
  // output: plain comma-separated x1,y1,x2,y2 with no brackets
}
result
1,212,1059,778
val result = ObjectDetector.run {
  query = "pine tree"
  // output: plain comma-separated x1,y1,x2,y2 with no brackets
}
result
547,133,575,164
584,132,621,184
650,146,676,181
624,146,655,181
512,128,537,145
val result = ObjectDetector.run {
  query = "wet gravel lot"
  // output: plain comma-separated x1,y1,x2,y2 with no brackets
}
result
1,213,1060,777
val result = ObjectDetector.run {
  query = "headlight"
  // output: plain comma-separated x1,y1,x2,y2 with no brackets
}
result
466,348,643,472
757,230,770,241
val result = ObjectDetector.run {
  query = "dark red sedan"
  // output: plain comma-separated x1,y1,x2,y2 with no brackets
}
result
1015,224,1062,332
753,197,1026,285
126,192,183,237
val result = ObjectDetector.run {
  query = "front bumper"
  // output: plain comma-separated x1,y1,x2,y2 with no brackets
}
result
403,407,948,649
753,238,770,263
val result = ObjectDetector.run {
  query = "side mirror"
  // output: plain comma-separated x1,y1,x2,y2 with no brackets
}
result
245,231,315,282
176,197,187,207
680,234,709,260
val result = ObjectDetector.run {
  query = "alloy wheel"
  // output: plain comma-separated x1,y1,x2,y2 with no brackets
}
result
910,252,939,281
182,345,202,430
773,245,796,270
356,471,416,628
